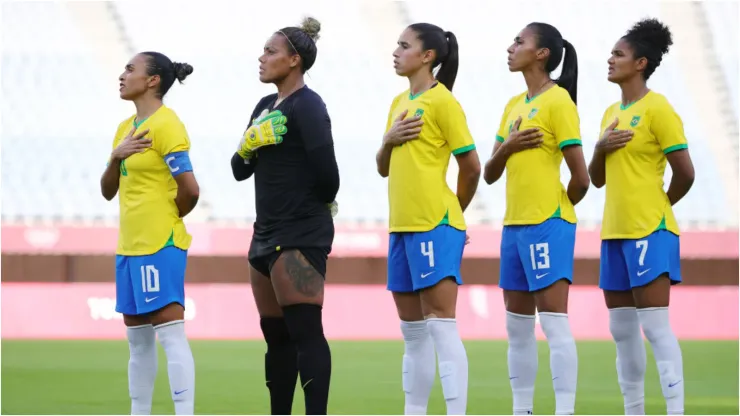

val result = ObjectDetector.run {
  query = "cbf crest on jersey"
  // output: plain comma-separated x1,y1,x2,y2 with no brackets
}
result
630,115,641,127
528,108,539,119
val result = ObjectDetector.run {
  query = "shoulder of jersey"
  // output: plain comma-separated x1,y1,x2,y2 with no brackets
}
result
550,85,575,103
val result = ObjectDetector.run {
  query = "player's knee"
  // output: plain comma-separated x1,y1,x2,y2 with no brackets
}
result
282,303,325,343
438,361,460,400
148,302,185,326
260,316,292,347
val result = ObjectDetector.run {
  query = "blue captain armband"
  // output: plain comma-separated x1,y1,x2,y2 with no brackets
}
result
164,151,193,177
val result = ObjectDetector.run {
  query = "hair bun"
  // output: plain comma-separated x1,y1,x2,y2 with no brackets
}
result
173,62,194,83
300,16,321,42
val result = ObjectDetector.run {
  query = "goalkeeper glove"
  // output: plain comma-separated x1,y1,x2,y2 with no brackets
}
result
237,110,288,159
327,200,338,218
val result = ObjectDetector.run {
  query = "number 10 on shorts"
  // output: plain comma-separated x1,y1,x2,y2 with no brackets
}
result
529,243,550,270
140,265,160,293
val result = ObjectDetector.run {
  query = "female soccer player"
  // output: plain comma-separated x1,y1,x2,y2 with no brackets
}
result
589,18,694,415
100,52,200,415
483,23,590,415
231,17,340,416
377,23,481,415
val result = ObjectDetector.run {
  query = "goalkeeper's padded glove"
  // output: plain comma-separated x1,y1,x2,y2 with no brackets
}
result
237,110,288,159
327,200,338,218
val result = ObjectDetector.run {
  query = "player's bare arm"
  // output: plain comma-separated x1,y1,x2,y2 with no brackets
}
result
173,171,200,217
100,127,151,200
376,109,423,177
588,117,633,188
454,149,481,211
665,149,695,205
562,144,590,205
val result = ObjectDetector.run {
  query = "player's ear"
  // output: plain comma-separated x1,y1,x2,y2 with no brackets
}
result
422,49,435,65
290,54,300,69
536,47,550,62
634,56,648,73
147,74,160,89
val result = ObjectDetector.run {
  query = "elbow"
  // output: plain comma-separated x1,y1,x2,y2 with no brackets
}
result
482,163,496,185
467,163,482,183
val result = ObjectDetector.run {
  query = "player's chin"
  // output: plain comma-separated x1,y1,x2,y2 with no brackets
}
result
606,72,622,84
119,90,134,101
258,73,274,84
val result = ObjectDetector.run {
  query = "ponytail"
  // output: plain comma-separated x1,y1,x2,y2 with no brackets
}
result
556,39,578,104
436,31,459,91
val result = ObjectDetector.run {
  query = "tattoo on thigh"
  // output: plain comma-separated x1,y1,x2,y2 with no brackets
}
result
284,251,323,297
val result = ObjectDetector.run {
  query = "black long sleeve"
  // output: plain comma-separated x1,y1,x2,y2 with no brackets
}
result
231,152,256,181
307,144,340,203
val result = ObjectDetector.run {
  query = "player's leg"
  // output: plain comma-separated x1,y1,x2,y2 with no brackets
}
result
520,219,578,415
600,240,647,415
388,232,435,415
627,231,684,415
411,226,468,415
116,255,157,415
250,257,298,415
499,225,537,416
270,248,331,415
132,247,194,415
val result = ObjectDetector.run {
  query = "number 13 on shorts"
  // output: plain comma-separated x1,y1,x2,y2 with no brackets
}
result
529,242,551,270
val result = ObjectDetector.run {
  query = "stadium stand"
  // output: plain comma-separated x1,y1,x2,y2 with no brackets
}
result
1,0,737,229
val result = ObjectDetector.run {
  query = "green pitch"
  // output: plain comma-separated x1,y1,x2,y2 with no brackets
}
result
2,340,737,415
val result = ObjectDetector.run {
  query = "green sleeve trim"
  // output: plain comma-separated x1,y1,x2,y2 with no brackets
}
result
452,144,476,155
495,135,505,143
558,138,582,149
663,143,688,154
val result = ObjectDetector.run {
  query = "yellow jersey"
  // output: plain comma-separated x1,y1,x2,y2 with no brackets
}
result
112,105,192,255
496,85,582,226
600,91,688,240
386,83,476,233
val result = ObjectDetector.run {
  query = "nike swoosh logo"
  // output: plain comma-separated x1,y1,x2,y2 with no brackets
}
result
668,380,682,388
536,273,549,279
421,271,434,278
145,297,159,303
174,389,188,395
637,269,651,277
509,376,518,380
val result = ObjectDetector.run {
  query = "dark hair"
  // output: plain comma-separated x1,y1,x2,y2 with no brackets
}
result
407,23,460,91
527,22,578,104
622,18,673,81
278,17,321,73
140,51,193,99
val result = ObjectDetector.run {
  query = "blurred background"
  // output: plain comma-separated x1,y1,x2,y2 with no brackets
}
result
1,0,738,414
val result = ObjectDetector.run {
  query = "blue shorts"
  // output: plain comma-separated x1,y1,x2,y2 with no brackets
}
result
599,230,682,291
115,246,188,316
387,225,466,293
498,218,576,292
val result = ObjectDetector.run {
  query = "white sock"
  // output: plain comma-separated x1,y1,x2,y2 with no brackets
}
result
609,308,647,415
127,325,158,415
400,320,436,415
427,318,468,415
539,312,578,415
638,307,684,415
505,312,538,415
155,320,195,415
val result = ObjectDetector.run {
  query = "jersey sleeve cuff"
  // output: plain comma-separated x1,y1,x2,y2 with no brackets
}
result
558,138,582,149
495,135,505,143
663,143,688,154
452,144,476,155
